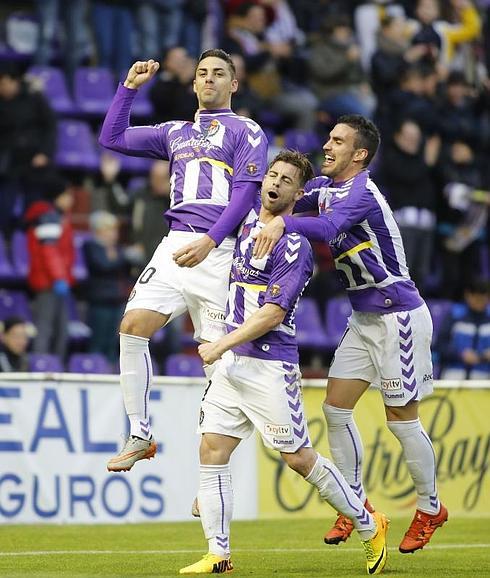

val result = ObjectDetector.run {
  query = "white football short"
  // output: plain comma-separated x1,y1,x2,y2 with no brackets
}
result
328,304,434,406
125,231,234,342
198,351,312,453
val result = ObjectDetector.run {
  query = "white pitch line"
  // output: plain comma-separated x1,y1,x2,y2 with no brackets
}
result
0,544,489,557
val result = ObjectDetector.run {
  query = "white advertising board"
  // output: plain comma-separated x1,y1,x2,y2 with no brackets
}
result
0,375,257,524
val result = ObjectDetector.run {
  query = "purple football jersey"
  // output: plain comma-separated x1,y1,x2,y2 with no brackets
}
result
99,84,268,238
286,171,424,313
226,218,314,363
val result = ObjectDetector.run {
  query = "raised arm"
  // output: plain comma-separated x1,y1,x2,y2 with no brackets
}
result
99,60,166,158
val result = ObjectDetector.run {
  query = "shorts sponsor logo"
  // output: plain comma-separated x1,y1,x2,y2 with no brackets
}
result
385,392,405,399
381,378,402,391
273,438,294,445
265,423,291,437
204,308,226,322
423,373,433,382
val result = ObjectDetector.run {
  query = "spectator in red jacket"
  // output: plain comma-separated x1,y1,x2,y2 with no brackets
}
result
24,175,75,359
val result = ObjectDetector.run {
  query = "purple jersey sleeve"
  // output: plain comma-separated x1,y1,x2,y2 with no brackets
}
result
293,178,321,214
207,180,259,245
263,234,314,310
99,84,168,158
232,121,268,182
283,172,371,242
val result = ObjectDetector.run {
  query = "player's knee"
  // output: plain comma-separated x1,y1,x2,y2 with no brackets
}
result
385,401,419,422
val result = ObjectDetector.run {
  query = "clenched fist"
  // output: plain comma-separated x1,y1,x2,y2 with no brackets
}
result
124,59,160,90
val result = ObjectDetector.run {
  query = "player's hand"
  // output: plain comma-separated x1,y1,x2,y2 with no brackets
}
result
173,235,216,268
252,216,285,259
198,341,225,365
124,60,160,90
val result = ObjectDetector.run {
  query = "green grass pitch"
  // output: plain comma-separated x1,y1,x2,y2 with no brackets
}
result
1,517,489,578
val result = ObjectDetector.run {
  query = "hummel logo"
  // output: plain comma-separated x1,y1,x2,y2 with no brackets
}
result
247,135,262,148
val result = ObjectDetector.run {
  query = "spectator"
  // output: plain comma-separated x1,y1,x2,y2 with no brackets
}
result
131,160,171,262
224,1,317,130
0,317,29,372
308,14,375,121
436,139,486,299
380,118,440,293
34,0,91,87
0,62,57,236
92,0,134,78
436,278,490,379
24,175,75,359
83,211,133,362
90,152,132,217
149,46,197,123
371,15,428,102
230,52,262,118
437,70,480,146
407,0,481,71
135,1,185,60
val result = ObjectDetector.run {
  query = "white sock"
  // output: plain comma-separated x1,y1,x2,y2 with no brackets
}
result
119,333,153,440
305,454,376,540
323,403,367,503
198,464,233,557
387,419,440,514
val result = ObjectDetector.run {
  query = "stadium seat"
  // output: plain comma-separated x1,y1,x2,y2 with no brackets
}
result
0,289,32,321
68,353,112,374
74,67,115,116
27,66,77,115
11,230,29,279
283,129,321,154
0,233,15,282
55,120,99,170
426,299,453,344
29,353,64,373
324,296,352,350
164,354,205,377
295,297,329,349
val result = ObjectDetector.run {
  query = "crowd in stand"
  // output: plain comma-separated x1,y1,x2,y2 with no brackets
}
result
0,0,489,378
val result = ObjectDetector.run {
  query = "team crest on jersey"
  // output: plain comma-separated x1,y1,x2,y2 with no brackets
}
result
246,162,258,175
204,119,221,139
270,284,281,297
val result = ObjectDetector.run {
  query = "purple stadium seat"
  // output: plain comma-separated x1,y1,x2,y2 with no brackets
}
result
11,230,29,279
0,233,15,281
29,353,64,372
55,120,99,170
295,297,329,349
426,299,453,344
325,296,352,350
27,66,77,115
0,290,32,322
164,354,205,377
68,353,112,374
283,130,321,154
74,67,115,116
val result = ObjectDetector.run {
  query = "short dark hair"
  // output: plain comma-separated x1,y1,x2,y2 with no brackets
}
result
2,316,26,333
197,49,236,79
337,114,381,167
269,150,315,187
465,278,490,295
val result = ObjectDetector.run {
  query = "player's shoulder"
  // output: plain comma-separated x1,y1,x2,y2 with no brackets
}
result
231,114,265,135
275,231,312,260
304,175,330,195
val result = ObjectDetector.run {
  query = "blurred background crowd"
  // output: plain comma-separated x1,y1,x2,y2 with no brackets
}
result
0,0,489,379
